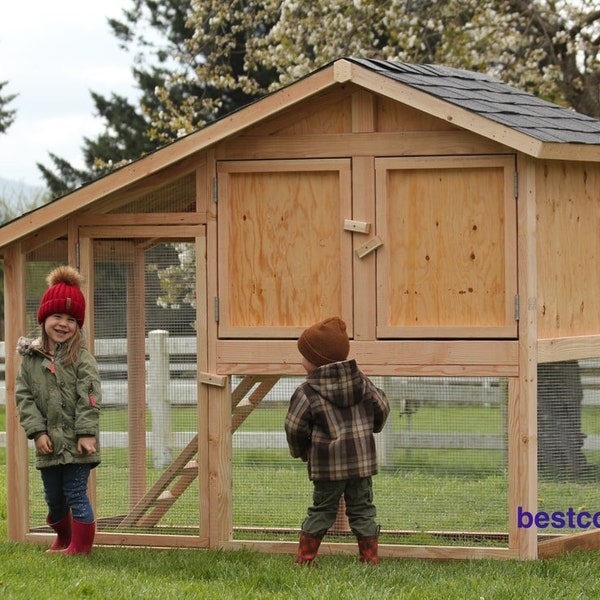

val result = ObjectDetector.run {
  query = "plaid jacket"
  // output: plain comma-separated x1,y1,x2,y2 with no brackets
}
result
285,359,389,481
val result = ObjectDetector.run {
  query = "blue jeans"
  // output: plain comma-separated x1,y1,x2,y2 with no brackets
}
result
302,476,379,539
40,463,95,523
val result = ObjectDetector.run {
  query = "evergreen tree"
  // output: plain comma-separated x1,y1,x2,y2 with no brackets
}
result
38,0,272,197
0,80,17,135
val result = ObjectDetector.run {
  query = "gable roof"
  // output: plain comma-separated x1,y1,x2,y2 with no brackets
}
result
1,57,600,249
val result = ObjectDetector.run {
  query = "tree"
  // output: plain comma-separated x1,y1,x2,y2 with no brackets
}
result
0,80,17,135
38,0,271,197
156,0,599,134
39,0,600,196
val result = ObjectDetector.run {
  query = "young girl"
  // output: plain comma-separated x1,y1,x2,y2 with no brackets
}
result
16,265,101,555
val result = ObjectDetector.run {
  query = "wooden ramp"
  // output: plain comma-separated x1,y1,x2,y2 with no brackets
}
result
117,375,280,529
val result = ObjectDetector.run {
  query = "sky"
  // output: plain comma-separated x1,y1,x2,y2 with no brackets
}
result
0,0,138,188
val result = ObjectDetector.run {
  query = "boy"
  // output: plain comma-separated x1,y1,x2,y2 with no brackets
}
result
285,317,390,565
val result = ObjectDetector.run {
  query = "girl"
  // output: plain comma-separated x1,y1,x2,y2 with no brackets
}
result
16,265,101,555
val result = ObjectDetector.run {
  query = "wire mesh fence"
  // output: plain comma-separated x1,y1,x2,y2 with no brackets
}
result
18,247,600,547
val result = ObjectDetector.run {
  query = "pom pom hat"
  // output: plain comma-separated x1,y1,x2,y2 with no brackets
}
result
37,265,86,328
297,316,350,368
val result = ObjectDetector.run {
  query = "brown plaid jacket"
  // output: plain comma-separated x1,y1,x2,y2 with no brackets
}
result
285,359,390,481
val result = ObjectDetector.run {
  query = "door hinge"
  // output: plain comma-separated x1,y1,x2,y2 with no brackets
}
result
213,177,218,203
75,241,80,270
514,294,520,322
514,170,519,199
214,296,220,322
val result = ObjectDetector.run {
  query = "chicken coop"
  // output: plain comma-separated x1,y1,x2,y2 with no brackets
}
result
3,58,600,560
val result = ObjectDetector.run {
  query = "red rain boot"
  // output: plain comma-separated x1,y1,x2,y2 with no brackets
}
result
358,536,379,565
60,519,96,555
295,531,322,565
46,513,72,553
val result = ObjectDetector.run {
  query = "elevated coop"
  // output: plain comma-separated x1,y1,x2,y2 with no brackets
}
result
3,58,600,560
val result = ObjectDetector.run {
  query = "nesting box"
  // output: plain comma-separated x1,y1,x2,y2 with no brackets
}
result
3,58,600,560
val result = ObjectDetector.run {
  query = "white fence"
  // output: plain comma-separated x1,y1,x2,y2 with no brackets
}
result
2,335,600,467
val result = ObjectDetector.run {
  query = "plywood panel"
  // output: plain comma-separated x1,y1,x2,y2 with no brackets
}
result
376,155,517,338
218,160,352,336
376,95,457,132
536,161,600,339
244,90,352,136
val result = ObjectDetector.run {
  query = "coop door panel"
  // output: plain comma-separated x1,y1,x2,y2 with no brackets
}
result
376,155,517,338
217,160,353,337
76,227,209,541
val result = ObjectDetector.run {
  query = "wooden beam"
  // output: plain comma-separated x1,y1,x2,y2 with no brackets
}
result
538,529,600,558
538,335,600,363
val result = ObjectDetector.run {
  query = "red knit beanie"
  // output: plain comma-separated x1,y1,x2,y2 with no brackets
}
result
37,265,86,328
297,317,350,368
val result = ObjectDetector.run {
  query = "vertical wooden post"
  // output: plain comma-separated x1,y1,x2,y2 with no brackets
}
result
351,91,376,342
328,497,351,535
5,243,29,541
511,156,539,559
195,227,210,542
77,233,98,513
128,248,148,506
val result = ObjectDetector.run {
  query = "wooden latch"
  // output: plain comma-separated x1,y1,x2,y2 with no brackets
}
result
355,235,383,258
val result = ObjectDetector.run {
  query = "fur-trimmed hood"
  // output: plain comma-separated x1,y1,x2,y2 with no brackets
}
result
16,336,51,359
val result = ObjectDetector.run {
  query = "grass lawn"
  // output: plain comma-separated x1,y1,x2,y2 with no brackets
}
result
4,405,600,598
2,459,600,600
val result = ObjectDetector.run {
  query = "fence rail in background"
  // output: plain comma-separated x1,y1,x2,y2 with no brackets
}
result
1,336,600,463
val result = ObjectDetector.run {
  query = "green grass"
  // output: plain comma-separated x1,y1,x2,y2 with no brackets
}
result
2,460,600,600
5,406,600,598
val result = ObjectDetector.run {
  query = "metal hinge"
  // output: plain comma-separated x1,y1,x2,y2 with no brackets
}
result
514,171,519,199
75,242,80,269
514,294,520,321
214,296,220,322
213,177,218,203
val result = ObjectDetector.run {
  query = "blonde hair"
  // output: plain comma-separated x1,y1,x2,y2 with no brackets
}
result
40,325,85,366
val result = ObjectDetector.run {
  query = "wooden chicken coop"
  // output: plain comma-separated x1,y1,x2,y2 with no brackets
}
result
3,58,600,560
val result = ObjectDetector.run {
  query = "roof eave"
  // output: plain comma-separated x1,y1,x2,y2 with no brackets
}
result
0,64,342,250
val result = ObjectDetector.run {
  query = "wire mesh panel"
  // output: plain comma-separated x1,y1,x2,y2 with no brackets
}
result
232,374,509,546
536,360,600,536
92,239,199,536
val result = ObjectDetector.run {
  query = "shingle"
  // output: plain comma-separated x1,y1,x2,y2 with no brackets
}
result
348,58,600,145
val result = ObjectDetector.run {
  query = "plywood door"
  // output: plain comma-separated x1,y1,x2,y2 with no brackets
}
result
375,155,517,338
217,159,353,337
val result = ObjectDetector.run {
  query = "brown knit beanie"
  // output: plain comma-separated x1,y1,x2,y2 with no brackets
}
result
37,265,86,328
297,317,350,367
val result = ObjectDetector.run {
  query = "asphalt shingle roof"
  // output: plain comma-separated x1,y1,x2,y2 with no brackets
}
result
349,58,600,145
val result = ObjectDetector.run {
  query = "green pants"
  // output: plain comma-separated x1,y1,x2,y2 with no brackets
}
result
301,476,379,539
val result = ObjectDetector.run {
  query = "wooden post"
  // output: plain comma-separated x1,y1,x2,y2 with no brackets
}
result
5,244,28,541
128,251,148,506
328,496,351,534
511,156,539,559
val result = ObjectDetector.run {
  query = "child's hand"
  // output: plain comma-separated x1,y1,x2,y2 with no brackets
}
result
77,436,97,455
35,433,53,454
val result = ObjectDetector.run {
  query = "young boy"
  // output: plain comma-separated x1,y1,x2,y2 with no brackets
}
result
285,316,390,565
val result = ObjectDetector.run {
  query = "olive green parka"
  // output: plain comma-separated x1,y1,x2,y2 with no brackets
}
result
15,336,101,470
